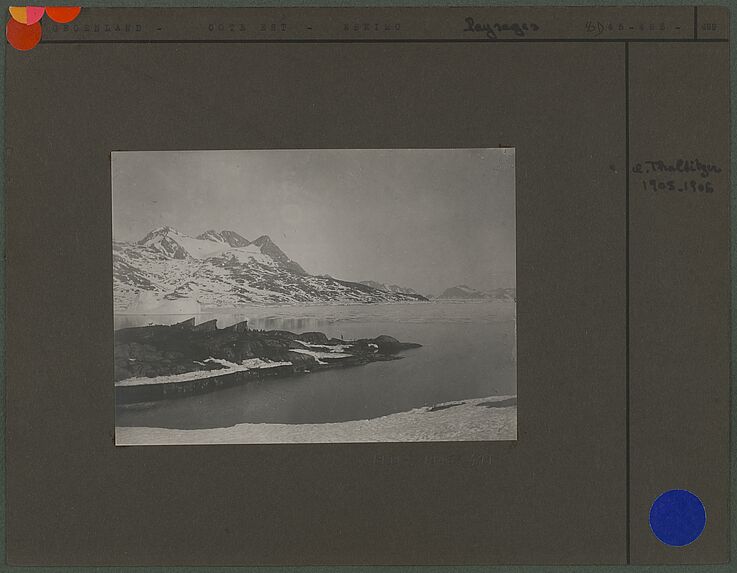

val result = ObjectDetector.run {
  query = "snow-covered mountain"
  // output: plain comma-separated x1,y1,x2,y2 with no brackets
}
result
357,280,420,296
196,229,252,248
113,226,428,312
437,285,515,301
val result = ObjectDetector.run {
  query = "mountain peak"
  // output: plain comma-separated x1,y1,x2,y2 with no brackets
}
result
149,225,177,235
196,229,251,248
138,225,182,243
197,229,225,242
252,235,272,246
138,226,189,259
251,235,306,275
114,228,433,309
219,230,251,247
133,227,305,273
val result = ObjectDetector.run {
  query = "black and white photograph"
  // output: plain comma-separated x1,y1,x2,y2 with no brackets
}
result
113,148,516,444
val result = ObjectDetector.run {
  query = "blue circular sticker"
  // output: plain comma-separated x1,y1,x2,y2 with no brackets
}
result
649,489,706,546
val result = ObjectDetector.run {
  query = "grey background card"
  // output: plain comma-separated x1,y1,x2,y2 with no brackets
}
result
3,5,730,566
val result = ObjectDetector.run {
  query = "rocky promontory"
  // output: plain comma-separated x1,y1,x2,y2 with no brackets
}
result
114,318,421,404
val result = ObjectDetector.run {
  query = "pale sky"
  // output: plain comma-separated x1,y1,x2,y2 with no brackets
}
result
112,149,515,296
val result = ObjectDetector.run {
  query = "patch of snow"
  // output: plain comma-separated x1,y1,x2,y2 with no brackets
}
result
116,395,518,444
288,348,353,360
293,340,353,353
204,357,240,368
206,357,290,370
163,231,232,259
116,357,292,387
240,358,292,369
222,246,275,266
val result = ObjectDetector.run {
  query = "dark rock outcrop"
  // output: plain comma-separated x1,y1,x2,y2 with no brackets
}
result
298,331,330,345
193,319,218,332
174,317,196,329
370,335,423,355
226,320,249,334
114,319,422,403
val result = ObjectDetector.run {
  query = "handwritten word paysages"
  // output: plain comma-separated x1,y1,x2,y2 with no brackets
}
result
463,17,540,40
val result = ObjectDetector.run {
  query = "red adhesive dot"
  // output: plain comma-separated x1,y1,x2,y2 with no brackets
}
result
6,18,42,51
45,6,81,23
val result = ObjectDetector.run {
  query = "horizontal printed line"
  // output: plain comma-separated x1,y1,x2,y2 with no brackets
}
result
38,38,729,44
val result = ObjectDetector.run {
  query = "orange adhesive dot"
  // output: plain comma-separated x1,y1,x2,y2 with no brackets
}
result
9,6,45,25
45,6,81,23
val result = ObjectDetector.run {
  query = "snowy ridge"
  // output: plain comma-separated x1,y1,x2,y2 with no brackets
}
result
358,280,419,295
114,226,428,311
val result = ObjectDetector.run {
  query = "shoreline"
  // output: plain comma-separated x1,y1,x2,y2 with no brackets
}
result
116,395,517,445
114,298,515,316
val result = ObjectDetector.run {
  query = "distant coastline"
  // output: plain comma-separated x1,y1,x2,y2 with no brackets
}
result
114,297,518,316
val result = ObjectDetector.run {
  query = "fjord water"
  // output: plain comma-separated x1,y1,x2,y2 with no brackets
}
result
114,301,516,429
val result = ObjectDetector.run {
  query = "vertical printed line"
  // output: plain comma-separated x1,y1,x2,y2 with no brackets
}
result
694,6,698,40
625,40,631,564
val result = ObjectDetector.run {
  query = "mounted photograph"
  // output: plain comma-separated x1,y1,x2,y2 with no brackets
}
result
112,148,516,444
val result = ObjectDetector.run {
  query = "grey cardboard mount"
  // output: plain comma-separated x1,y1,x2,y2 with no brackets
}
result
3,6,731,567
